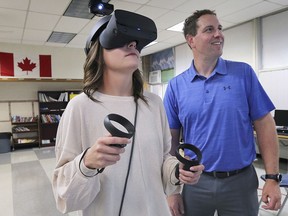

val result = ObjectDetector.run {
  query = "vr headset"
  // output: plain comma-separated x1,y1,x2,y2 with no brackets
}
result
85,9,157,55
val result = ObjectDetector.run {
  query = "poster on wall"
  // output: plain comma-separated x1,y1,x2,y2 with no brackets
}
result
161,68,174,83
150,47,174,71
0,52,52,78
148,70,161,84
150,48,175,83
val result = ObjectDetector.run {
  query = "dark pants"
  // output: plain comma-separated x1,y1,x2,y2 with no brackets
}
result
182,165,259,216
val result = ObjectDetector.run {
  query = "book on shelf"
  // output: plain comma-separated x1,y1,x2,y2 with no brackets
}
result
41,139,51,145
39,92,68,102
13,126,30,132
17,139,37,144
41,114,61,123
58,92,68,102
39,93,49,102
40,107,49,111
11,115,38,123
48,96,58,102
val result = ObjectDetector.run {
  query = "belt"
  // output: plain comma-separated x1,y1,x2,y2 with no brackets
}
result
203,165,251,178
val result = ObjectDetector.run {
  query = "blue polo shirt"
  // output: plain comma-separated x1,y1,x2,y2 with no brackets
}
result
163,58,275,171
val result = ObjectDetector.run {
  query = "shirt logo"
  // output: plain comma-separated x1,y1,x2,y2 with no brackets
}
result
223,86,231,90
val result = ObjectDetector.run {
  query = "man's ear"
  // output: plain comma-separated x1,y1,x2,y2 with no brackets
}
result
185,34,194,49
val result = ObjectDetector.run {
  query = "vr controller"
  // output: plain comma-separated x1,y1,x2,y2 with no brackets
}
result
175,144,202,171
104,114,135,148
85,9,157,55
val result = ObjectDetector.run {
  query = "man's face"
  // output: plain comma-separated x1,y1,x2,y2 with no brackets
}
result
188,14,224,59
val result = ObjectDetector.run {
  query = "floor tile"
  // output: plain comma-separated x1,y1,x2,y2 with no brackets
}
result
39,158,56,183
11,149,38,164
34,147,56,160
12,160,64,216
0,152,11,165
0,164,13,216
2,147,287,216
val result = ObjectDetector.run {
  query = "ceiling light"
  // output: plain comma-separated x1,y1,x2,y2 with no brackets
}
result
89,0,114,16
47,32,76,43
145,41,158,48
167,21,184,32
64,0,94,19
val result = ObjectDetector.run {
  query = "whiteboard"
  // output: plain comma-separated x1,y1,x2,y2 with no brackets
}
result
262,10,288,69
258,69,288,109
222,21,255,69
175,43,193,76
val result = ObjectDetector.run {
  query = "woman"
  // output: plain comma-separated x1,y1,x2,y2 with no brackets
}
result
52,10,204,216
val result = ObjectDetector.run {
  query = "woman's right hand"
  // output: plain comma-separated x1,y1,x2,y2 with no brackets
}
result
83,135,130,169
167,193,184,216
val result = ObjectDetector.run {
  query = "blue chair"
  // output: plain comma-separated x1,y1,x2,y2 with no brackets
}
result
260,174,288,215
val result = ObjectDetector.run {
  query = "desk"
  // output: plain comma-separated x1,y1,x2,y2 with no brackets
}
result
254,133,288,160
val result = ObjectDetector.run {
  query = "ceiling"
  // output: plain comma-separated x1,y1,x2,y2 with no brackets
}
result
0,0,288,57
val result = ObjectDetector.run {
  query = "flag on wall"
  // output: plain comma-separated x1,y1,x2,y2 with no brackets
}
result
0,52,52,78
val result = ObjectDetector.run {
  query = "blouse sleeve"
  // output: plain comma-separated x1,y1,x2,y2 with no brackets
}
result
52,100,101,213
158,96,182,195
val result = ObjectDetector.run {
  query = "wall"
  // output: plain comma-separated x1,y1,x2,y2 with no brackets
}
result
222,21,256,69
171,9,288,111
175,43,193,76
0,42,85,132
258,9,288,110
174,20,257,75
0,43,86,79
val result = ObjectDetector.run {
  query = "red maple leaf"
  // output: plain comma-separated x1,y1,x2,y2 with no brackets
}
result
18,57,37,75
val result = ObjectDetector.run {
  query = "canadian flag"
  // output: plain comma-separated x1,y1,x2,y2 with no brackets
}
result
0,52,52,78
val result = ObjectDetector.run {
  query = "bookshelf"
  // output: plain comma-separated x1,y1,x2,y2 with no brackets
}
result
38,90,80,147
11,116,39,150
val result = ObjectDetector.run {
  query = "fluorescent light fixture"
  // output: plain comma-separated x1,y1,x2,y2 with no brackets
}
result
64,0,94,19
47,32,76,43
145,41,157,48
167,21,184,32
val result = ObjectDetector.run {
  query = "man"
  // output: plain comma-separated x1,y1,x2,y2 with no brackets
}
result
164,9,282,216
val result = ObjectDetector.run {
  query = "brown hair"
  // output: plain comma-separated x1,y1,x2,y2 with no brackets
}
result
83,40,147,104
183,9,216,37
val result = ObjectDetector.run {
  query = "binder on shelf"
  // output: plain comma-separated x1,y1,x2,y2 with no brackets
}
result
69,92,79,100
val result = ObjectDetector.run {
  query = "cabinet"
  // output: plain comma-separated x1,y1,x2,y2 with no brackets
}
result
11,116,39,150
278,135,288,160
38,90,80,147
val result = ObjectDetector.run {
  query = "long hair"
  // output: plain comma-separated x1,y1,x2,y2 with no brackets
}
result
83,40,147,104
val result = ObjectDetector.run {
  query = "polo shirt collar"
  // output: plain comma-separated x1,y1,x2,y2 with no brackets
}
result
188,57,227,81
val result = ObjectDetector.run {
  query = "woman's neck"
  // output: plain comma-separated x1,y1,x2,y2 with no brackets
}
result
100,70,133,96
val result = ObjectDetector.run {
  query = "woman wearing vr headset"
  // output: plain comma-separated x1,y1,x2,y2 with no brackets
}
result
52,10,204,216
